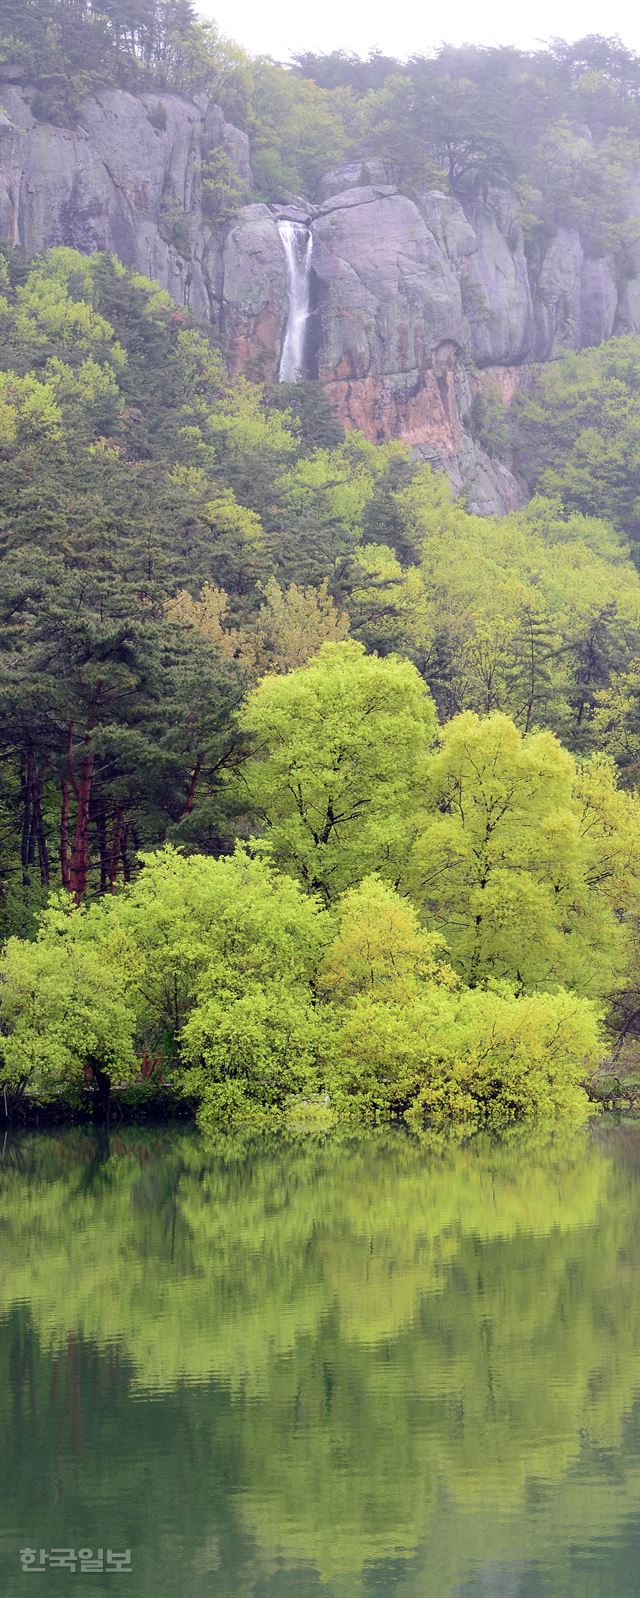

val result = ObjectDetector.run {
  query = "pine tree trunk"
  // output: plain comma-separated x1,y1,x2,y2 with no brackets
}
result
60,722,77,891
27,765,47,879
70,752,94,901
96,798,109,894
121,822,132,883
20,752,33,887
60,777,71,890
182,753,203,817
33,774,50,889
109,802,125,891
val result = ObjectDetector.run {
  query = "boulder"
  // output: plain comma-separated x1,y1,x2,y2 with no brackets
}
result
315,159,395,201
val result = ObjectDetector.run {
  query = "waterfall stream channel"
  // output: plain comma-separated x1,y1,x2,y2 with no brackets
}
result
277,220,313,382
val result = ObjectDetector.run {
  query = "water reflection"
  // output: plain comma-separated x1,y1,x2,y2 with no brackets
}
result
1,1125,640,1595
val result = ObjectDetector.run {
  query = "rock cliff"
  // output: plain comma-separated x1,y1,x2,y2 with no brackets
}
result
1,81,639,513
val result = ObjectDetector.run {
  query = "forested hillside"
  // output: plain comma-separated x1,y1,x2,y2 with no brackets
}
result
2,244,640,924
2,10,640,1131
0,241,640,1128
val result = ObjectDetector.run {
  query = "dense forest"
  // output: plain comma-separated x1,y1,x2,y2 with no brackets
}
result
2,11,640,1130
1,246,640,1129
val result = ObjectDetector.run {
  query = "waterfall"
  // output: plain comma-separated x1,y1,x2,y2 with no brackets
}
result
277,220,312,383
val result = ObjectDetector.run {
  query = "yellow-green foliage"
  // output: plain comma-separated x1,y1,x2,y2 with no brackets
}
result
0,247,637,1137
0,370,62,441
4,1125,640,1590
413,711,640,996
6,620,640,1129
329,987,599,1129
238,640,436,901
0,847,605,1131
0,899,138,1092
399,467,640,737
4,244,640,959
318,875,456,1001
513,336,640,537
5,637,640,1130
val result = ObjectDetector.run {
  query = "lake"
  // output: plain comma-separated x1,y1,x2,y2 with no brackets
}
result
1,1122,640,1596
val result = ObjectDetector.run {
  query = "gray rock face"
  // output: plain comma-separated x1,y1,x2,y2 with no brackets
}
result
221,204,288,383
307,178,640,510
0,80,275,357
530,223,622,355
312,185,466,375
315,159,396,201
310,185,526,512
1,81,639,512
458,197,536,364
311,178,639,387
533,227,584,355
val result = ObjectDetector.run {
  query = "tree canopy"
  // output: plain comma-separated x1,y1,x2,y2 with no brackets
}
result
2,241,640,1127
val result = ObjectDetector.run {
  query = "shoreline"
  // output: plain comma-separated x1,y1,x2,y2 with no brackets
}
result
3,1076,640,1130
0,1087,199,1128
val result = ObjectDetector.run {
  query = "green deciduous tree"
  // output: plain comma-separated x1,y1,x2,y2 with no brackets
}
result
399,466,640,744
237,640,436,901
412,710,640,997
318,874,454,1002
0,896,138,1110
97,843,325,1059
329,985,599,1129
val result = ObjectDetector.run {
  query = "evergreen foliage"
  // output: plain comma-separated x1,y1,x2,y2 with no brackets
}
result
2,240,640,1128
513,338,640,539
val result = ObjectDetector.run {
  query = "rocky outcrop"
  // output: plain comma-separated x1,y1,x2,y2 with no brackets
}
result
0,83,220,317
310,184,525,510
222,204,288,383
0,80,284,378
1,80,639,513
308,181,640,510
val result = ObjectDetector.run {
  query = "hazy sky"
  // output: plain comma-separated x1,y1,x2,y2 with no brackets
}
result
200,0,640,62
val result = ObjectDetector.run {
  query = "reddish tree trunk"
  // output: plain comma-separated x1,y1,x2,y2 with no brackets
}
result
60,722,77,891
182,752,203,818
121,822,132,883
60,777,71,890
28,771,49,889
20,753,33,885
109,802,125,892
70,752,94,901
96,799,109,894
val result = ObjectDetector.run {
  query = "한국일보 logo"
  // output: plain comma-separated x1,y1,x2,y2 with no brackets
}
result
19,1547,132,1574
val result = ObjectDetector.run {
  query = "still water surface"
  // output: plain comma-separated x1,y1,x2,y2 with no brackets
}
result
1,1124,640,1596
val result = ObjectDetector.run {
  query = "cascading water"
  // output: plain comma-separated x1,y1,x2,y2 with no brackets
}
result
277,220,313,382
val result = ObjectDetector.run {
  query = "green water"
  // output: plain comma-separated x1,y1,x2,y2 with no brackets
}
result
1,1124,640,1596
